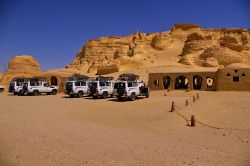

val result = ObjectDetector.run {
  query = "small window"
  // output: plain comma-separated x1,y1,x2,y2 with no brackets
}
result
75,81,81,86
234,70,238,73
100,81,106,86
242,73,246,76
128,82,133,87
106,82,111,86
226,73,230,76
133,82,138,87
233,76,239,82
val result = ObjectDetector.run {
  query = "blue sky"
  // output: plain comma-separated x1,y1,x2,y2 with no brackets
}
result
0,0,249,71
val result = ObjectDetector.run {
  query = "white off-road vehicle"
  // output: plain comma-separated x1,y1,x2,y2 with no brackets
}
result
8,77,26,95
64,75,90,98
113,74,150,101
0,85,4,92
88,76,114,99
18,77,57,96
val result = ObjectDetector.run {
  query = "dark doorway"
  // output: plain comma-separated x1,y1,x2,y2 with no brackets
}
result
51,76,58,86
163,76,171,89
175,76,188,89
193,75,203,90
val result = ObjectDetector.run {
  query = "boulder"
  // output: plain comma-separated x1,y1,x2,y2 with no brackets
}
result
0,55,41,86
151,34,172,50
96,64,119,75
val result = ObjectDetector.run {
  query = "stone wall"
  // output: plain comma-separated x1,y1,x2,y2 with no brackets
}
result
148,72,217,91
216,68,250,91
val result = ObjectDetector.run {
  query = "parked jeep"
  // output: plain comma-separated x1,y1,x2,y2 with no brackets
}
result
64,75,90,98
0,85,4,92
8,77,26,95
88,76,114,99
18,77,57,96
113,73,150,101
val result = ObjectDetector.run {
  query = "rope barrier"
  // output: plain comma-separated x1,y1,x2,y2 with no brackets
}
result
196,120,250,132
168,95,250,132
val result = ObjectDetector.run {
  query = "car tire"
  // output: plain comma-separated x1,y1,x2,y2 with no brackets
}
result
146,93,149,98
33,90,39,96
118,96,124,102
18,91,24,96
130,93,136,101
70,94,75,98
51,89,57,95
77,91,83,98
102,91,108,99
14,92,18,95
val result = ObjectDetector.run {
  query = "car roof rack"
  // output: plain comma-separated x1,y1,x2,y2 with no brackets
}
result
28,77,48,82
118,73,139,81
67,73,89,81
12,77,27,82
96,76,114,81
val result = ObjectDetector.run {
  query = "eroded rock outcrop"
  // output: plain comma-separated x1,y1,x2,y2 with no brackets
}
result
0,55,41,86
179,29,250,67
68,24,250,74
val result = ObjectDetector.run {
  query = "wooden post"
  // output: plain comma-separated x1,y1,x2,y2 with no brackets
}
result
191,115,196,127
193,96,196,102
170,101,175,112
197,93,199,99
185,99,189,106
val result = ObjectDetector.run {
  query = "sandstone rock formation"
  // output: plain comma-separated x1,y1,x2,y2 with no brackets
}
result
179,29,250,67
0,72,3,81
0,55,41,86
68,23,250,75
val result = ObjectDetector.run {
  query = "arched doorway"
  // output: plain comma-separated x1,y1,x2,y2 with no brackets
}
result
175,76,189,89
51,76,58,86
206,77,214,88
193,75,203,90
163,76,171,89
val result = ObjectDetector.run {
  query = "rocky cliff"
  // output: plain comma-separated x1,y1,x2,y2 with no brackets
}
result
0,55,42,86
68,24,250,75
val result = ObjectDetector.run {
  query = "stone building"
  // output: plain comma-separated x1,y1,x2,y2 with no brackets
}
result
148,63,250,91
216,63,250,91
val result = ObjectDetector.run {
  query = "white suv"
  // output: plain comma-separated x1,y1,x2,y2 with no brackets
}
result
64,80,89,98
88,77,114,99
8,78,25,95
18,77,57,96
0,85,4,92
113,74,150,101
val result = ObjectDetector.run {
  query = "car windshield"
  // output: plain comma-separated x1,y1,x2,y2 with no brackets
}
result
114,82,125,89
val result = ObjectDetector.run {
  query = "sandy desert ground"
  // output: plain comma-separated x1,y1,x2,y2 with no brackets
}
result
0,91,250,166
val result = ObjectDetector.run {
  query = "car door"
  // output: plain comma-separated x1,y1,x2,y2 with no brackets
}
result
42,82,49,93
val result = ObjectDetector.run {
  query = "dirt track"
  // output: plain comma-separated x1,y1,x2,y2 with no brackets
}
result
0,91,250,166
